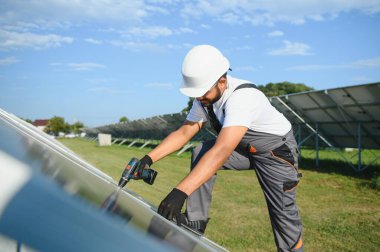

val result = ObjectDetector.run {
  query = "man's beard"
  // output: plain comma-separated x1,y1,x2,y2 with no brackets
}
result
200,86,223,107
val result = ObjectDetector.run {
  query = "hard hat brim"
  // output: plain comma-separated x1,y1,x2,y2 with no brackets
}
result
179,83,211,98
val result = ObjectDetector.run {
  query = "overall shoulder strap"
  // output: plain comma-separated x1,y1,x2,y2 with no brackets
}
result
206,105,222,134
204,83,258,134
233,83,257,92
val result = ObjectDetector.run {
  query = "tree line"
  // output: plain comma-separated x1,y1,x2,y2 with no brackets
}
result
23,116,84,136
182,81,313,112
44,116,84,136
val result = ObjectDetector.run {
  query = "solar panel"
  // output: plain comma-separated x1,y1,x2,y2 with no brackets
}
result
0,108,227,252
270,82,380,150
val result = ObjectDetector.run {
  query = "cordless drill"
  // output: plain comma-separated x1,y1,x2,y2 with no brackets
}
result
118,157,158,188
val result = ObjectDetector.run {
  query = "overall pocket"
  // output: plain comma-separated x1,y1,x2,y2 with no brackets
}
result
272,143,295,166
282,181,299,210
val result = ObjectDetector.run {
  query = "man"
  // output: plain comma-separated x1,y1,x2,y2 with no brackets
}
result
136,45,303,251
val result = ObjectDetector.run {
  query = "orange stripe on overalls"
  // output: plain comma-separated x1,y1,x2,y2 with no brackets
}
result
249,146,257,153
294,238,303,250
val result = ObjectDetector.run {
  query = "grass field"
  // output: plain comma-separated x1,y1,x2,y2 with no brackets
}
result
60,138,380,252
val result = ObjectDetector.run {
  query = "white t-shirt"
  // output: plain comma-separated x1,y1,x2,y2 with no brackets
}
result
186,75,291,136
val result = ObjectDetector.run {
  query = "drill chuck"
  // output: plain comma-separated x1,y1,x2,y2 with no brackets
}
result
118,157,140,188
118,177,128,188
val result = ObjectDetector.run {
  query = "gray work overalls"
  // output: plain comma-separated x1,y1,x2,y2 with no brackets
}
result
186,84,304,251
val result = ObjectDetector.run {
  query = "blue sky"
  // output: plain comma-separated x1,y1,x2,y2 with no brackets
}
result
1,0,379,127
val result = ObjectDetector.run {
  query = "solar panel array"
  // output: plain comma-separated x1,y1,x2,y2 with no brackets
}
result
86,112,216,142
269,82,380,149
88,82,380,151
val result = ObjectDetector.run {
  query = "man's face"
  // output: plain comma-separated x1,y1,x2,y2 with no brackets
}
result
196,81,223,107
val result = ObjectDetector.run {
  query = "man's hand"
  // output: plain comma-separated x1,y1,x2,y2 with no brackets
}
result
158,188,188,226
136,155,153,178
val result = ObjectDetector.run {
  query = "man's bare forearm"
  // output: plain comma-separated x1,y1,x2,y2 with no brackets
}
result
147,121,202,163
147,130,190,162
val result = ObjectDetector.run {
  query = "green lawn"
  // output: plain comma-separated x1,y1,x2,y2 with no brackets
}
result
60,138,380,252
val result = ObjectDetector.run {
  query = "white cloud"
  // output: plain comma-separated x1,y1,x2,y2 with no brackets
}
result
175,27,195,34
109,40,165,52
200,24,211,29
50,62,106,71
351,57,380,68
286,57,380,71
167,44,182,50
123,26,173,39
308,14,325,21
1,0,379,32
180,0,380,26
146,0,178,4
0,29,73,50
0,56,19,65
144,82,174,89
88,87,116,93
235,46,254,51
218,12,242,24
1,1,378,39
84,38,102,45
268,30,284,37
119,26,194,39
351,76,372,83
268,40,312,56
167,43,194,50
68,62,106,71
0,1,153,25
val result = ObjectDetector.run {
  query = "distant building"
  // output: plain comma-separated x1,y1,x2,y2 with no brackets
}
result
33,119,49,131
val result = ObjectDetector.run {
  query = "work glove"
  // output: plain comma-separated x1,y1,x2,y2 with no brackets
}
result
135,155,153,178
158,188,188,226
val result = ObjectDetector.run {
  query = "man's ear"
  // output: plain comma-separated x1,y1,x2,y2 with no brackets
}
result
218,76,227,89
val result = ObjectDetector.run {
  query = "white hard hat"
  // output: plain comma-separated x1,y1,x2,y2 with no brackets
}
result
180,45,230,97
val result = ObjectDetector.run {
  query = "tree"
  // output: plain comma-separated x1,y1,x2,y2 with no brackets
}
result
257,81,313,97
181,82,313,112
71,121,84,134
20,117,33,124
119,116,129,123
44,116,70,136
182,97,195,113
